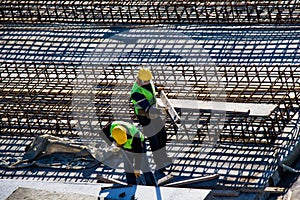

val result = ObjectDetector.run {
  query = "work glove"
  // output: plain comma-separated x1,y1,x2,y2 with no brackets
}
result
110,146,120,153
156,87,163,96
134,170,141,178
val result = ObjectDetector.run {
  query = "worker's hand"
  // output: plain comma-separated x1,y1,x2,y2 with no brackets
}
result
156,87,164,95
110,146,120,153
134,170,141,178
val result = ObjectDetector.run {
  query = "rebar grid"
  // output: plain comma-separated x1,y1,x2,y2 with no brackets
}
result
1,0,299,25
0,4,300,190
1,62,299,144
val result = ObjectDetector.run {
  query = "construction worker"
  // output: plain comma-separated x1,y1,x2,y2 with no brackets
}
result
130,67,172,173
102,120,157,186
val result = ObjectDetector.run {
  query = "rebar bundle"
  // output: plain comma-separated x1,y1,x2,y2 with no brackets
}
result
1,0,299,25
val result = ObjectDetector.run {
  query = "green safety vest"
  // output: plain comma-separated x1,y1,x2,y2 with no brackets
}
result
130,81,156,114
110,121,144,150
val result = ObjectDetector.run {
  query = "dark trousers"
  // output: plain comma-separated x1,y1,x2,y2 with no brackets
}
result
125,171,157,186
123,147,157,186
136,115,170,169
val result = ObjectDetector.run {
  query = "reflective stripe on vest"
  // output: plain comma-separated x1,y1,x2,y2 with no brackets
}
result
130,81,156,114
110,121,144,150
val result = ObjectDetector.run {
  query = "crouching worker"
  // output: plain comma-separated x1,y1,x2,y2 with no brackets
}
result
102,121,157,186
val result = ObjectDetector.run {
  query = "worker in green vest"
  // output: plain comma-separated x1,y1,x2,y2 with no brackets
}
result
130,68,172,173
102,120,157,186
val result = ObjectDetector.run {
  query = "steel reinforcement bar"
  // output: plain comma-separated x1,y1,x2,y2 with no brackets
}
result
1,62,299,144
217,65,300,143
1,0,299,25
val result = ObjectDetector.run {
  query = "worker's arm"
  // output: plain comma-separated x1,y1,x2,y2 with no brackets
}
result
132,91,162,118
131,92,151,112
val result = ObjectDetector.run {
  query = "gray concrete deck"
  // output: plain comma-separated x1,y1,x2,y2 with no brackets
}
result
0,179,211,200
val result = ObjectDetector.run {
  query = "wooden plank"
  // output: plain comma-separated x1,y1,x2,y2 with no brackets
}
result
96,175,128,186
210,186,285,197
158,174,174,186
240,186,286,194
100,185,133,191
164,174,219,187
263,187,286,193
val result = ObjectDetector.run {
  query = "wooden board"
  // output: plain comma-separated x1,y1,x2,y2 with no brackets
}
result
158,174,175,186
96,174,128,186
164,174,220,187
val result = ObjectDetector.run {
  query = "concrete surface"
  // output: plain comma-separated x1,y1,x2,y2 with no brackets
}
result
0,179,101,200
6,187,97,200
99,185,211,200
0,179,211,200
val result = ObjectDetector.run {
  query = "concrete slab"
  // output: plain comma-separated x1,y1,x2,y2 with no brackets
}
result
0,179,101,200
0,179,211,200
99,185,211,200
6,187,96,200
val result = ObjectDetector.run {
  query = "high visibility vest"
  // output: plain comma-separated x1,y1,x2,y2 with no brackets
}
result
130,81,156,114
110,121,144,150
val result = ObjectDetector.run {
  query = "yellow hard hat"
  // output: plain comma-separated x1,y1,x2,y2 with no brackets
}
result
112,126,127,145
138,68,153,81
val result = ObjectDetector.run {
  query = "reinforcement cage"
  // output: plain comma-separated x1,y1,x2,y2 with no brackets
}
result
1,0,300,25
1,1,300,192
1,61,299,144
